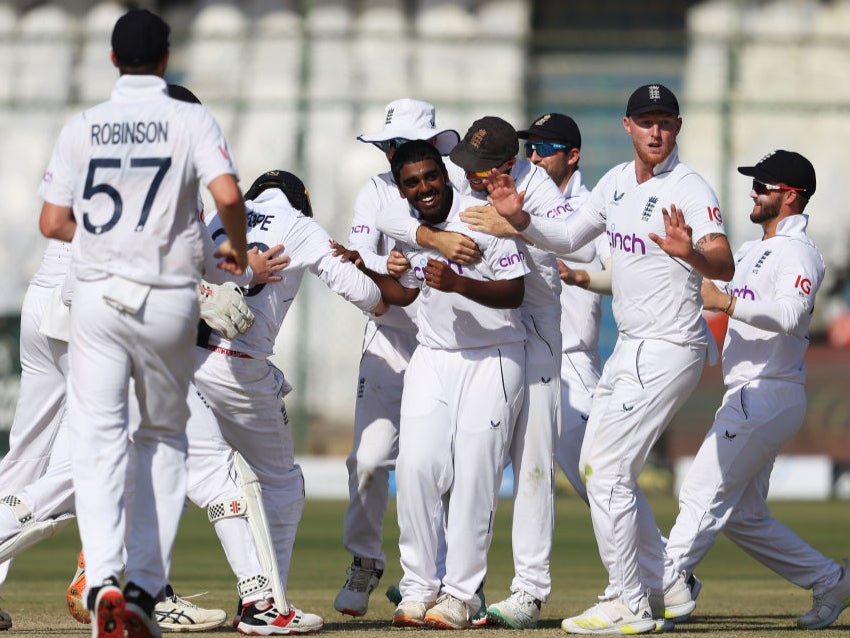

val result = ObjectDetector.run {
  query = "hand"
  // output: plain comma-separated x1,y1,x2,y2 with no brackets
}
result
459,206,519,238
215,238,248,276
198,280,255,339
248,244,289,286
649,204,694,260
386,250,411,278
330,240,365,270
701,278,733,313
423,258,460,293
423,228,483,263
485,169,527,227
557,259,591,289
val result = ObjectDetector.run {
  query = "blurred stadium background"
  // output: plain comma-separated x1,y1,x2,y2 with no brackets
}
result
0,0,849,497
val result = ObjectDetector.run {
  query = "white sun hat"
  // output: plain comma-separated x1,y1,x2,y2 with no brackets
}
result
357,98,460,155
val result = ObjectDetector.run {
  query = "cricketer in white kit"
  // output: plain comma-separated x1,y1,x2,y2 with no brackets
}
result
196,169,384,632
364,141,527,630
334,98,462,618
664,150,850,631
463,84,735,634
38,8,248,636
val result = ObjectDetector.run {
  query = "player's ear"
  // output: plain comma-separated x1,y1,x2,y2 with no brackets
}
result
110,51,119,68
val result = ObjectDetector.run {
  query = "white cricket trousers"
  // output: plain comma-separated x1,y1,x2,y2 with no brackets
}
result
397,342,525,613
580,337,705,610
508,307,561,602
556,348,602,502
69,280,197,600
665,380,842,592
192,349,304,592
343,323,417,568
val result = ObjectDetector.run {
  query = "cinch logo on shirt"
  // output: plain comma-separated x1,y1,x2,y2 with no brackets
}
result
351,224,371,234
546,203,575,218
607,230,646,255
498,252,525,268
412,257,464,281
729,285,755,300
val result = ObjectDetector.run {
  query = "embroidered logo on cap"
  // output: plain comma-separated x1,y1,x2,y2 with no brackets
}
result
648,84,661,101
470,128,487,150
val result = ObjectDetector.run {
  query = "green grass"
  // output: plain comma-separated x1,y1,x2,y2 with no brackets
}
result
3,495,849,636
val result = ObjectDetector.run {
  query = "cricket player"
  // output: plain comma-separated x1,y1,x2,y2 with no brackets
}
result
346,140,527,629
662,150,850,630
38,8,248,638
196,168,386,634
462,84,735,634
334,99,464,618
515,113,610,503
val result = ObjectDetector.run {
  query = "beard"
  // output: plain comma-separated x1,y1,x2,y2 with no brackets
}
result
750,197,781,224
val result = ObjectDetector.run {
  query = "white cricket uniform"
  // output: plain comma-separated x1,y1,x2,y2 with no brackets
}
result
522,146,726,608
380,159,564,602
389,190,528,614
195,187,380,594
547,171,610,503
663,214,842,593
39,74,238,598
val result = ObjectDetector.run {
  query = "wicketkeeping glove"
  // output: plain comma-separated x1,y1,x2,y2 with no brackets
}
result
198,280,255,339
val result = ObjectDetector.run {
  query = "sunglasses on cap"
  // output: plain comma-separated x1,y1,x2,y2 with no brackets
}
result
524,141,569,158
374,137,409,153
751,179,804,196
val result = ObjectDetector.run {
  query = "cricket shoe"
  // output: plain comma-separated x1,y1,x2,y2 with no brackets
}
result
486,589,541,629
650,571,699,624
155,584,227,632
561,593,656,635
471,585,488,627
797,559,850,629
237,600,323,635
392,600,431,627
424,593,470,630
333,556,383,617
89,577,125,638
0,607,11,630
124,582,162,638
68,549,91,624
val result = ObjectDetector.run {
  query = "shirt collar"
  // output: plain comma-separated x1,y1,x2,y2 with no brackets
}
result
111,75,169,102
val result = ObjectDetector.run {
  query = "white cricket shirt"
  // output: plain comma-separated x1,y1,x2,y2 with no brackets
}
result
392,189,528,351
39,75,238,287
205,188,381,360
523,146,726,346
721,214,824,387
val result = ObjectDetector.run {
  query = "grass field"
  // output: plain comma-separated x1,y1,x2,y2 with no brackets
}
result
3,495,849,636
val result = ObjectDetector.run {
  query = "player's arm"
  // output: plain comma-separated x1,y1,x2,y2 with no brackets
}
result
649,204,735,281
330,240,417,308
558,256,612,295
208,174,248,275
39,202,75,242
415,225,482,265
423,259,524,309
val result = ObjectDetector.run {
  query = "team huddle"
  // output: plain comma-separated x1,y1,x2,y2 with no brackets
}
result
0,6,847,638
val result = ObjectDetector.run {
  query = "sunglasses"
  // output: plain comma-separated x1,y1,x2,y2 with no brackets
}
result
752,179,803,196
525,141,569,158
374,137,409,153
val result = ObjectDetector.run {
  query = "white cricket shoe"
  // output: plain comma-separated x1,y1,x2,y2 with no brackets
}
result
486,590,541,629
154,585,227,632
392,600,431,627
236,600,323,635
0,607,11,630
797,559,850,630
561,593,656,635
424,593,470,630
333,556,383,617
650,572,698,624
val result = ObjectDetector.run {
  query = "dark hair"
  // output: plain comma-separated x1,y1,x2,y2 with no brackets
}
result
390,140,444,184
